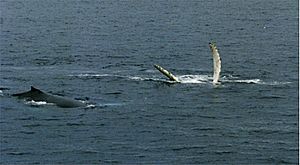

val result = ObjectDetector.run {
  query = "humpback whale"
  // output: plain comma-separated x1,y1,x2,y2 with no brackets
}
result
154,42,222,84
12,86,85,108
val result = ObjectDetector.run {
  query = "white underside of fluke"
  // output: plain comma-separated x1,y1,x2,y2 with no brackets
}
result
209,43,221,84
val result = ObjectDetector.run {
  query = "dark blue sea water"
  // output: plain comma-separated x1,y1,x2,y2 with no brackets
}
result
0,0,298,164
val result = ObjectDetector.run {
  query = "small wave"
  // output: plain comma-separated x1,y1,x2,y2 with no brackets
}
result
259,81,292,86
215,150,237,155
19,131,35,135
16,116,36,121
23,123,42,128
127,76,149,81
7,152,32,156
171,144,206,151
191,127,215,131
79,149,99,154
71,73,113,78
71,73,149,82
221,77,292,85
98,103,126,107
66,122,85,126
83,102,126,109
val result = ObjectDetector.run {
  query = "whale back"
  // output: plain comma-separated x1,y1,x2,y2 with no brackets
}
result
12,86,85,108
12,86,46,101
44,93,85,108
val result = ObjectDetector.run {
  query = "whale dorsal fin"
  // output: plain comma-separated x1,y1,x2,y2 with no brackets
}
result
31,86,43,93
209,42,221,84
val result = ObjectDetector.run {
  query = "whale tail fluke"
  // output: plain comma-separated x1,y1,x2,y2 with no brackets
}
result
154,64,180,82
209,42,221,84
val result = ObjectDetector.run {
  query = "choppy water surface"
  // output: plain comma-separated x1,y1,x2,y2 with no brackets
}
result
0,0,298,164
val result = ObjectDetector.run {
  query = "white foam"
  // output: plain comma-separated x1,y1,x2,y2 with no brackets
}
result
78,100,88,104
75,73,111,77
221,75,239,79
178,75,210,84
222,78,292,85
102,103,125,106
86,104,96,108
259,81,292,85
222,79,262,84
72,73,132,80
25,100,54,106
128,76,146,81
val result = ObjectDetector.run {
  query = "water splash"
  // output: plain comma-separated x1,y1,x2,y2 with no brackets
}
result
177,75,210,84
222,79,262,84
70,73,292,86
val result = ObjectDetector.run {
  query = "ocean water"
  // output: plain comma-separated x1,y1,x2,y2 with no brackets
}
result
0,0,298,164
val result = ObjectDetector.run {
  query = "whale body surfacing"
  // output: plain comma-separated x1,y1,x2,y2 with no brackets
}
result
209,42,221,84
12,86,85,108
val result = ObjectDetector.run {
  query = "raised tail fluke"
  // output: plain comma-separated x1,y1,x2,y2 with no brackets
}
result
209,42,221,84
154,64,180,82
